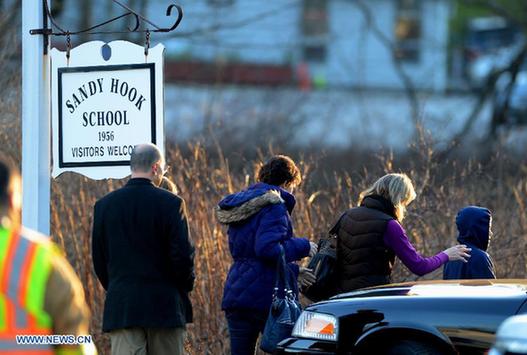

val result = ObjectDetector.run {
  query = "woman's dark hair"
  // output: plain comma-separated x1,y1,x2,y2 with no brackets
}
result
257,155,301,188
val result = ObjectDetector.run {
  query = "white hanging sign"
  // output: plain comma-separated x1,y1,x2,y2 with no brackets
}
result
50,40,165,179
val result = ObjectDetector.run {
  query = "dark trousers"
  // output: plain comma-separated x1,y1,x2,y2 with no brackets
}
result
225,309,268,355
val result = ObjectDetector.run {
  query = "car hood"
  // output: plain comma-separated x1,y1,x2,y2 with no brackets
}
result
329,279,527,301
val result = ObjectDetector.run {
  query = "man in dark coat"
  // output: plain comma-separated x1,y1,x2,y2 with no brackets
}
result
92,143,194,355
444,206,496,280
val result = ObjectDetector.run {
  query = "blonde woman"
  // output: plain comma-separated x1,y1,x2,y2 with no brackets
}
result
333,173,471,293
159,176,178,194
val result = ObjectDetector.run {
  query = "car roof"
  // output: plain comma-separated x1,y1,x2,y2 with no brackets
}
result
495,314,527,340
332,279,527,300
468,17,509,31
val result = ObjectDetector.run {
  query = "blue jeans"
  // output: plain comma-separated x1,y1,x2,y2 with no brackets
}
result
225,309,268,355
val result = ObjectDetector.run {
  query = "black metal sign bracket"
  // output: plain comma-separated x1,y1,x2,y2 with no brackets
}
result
29,0,183,54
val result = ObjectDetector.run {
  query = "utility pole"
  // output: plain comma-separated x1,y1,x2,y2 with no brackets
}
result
21,0,51,234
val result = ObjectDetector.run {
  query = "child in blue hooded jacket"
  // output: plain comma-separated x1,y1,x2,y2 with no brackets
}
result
443,206,496,279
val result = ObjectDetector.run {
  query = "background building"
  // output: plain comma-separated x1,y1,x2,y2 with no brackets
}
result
57,0,452,91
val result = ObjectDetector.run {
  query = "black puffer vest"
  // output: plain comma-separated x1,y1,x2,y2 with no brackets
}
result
336,195,397,293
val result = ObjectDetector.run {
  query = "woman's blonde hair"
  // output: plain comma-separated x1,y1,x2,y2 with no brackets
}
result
159,176,178,194
359,173,416,221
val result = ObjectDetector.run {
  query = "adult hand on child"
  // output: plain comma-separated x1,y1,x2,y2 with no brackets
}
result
444,244,472,262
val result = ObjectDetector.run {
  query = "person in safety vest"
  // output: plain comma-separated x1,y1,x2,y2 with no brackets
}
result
0,156,95,354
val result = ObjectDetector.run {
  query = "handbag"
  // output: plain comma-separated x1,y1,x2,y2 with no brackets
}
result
300,235,338,302
300,214,344,302
260,245,302,353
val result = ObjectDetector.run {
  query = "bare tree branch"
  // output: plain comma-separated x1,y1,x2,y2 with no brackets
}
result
436,44,527,160
167,1,301,39
0,0,20,34
351,0,421,129
436,1,527,158
489,46,527,135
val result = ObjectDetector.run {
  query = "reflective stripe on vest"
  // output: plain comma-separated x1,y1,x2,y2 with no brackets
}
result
0,227,53,353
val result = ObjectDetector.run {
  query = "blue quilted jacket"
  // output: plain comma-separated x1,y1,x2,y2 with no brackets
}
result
217,182,311,312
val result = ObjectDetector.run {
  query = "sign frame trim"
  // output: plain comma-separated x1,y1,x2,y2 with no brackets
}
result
57,62,157,168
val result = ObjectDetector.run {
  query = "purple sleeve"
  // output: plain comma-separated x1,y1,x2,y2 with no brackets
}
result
384,220,449,276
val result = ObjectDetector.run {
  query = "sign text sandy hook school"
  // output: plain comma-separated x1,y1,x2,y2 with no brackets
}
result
51,41,165,180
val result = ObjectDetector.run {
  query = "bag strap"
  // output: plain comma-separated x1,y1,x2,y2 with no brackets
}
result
329,212,346,237
273,244,294,299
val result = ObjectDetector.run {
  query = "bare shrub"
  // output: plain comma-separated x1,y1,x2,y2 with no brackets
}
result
1,88,526,354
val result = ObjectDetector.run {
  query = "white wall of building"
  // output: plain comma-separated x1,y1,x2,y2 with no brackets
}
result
57,0,451,91
143,0,302,64
324,0,451,91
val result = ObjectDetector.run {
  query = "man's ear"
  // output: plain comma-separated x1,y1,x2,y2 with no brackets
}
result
9,178,22,215
7,191,14,210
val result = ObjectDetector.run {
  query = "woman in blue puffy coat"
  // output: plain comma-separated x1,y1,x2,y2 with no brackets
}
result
215,155,317,355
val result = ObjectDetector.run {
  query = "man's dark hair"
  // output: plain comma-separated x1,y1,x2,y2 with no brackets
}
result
257,155,301,188
130,144,162,173
0,157,17,209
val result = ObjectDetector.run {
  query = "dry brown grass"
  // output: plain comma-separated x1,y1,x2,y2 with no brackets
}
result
2,93,527,354
48,142,527,354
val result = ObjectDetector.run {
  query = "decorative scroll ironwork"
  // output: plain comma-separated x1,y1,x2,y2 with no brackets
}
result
30,0,183,37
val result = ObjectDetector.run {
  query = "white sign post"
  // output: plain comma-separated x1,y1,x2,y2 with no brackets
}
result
51,41,165,180
22,0,50,234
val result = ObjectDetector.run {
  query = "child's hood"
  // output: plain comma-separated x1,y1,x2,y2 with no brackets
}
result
456,206,492,251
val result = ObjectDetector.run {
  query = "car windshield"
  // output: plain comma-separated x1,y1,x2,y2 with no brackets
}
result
468,27,518,51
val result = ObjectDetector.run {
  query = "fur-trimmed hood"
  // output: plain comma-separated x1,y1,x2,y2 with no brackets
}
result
215,183,295,224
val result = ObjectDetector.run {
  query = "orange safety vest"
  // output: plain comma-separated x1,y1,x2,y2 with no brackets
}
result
0,226,54,354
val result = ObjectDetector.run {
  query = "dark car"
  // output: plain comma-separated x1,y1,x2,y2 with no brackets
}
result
277,280,527,354
464,17,524,88
489,314,527,355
